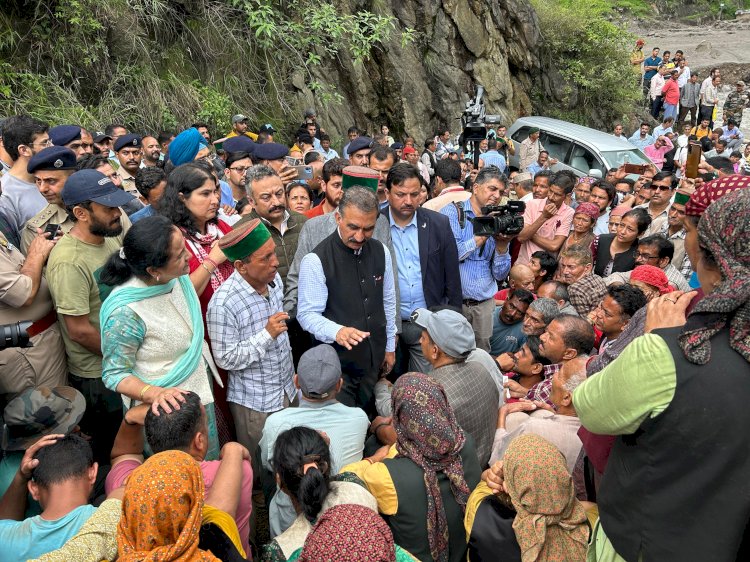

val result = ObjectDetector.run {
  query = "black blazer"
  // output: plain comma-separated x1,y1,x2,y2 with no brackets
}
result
594,233,638,276
381,206,463,310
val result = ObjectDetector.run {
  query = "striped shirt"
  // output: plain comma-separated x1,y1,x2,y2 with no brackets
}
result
440,202,511,301
207,271,295,413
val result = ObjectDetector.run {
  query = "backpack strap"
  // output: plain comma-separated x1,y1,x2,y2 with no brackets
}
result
453,201,466,230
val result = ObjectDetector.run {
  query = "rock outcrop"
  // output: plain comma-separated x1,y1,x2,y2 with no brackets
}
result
293,0,541,142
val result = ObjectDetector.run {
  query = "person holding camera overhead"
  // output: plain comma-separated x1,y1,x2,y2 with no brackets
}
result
515,171,576,267
441,167,514,352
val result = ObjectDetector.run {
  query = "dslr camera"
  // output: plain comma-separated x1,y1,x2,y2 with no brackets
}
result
470,201,526,237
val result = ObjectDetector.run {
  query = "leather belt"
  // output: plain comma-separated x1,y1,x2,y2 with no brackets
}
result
462,298,489,306
26,309,57,338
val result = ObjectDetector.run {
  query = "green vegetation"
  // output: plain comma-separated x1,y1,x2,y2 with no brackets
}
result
531,0,642,127
0,0,411,138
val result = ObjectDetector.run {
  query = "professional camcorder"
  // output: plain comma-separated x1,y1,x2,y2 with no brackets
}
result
460,85,501,167
0,321,32,350
470,201,526,237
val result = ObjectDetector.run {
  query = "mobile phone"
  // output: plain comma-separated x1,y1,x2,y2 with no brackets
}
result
623,163,647,175
685,142,701,179
285,156,301,166
293,165,313,180
44,223,61,238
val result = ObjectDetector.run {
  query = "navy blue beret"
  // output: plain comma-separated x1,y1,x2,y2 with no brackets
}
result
253,142,289,161
27,146,77,173
49,125,81,147
348,136,374,155
113,134,142,152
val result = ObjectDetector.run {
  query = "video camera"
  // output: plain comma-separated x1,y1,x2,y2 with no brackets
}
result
460,85,501,167
0,321,32,351
470,201,526,237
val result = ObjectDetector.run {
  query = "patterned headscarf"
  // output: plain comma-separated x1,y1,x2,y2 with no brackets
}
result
573,202,600,222
631,265,674,294
576,176,597,185
680,189,750,364
684,174,750,217
117,450,219,562
299,504,396,561
503,434,589,562
391,373,470,562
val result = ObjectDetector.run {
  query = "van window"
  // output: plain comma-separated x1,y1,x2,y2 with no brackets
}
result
511,127,529,142
540,133,573,163
568,144,605,174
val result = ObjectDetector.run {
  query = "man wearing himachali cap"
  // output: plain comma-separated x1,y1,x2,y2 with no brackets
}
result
207,219,295,461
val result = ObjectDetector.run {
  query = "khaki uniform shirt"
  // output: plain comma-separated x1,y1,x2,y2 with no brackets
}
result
20,204,133,256
119,168,139,199
0,232,68,393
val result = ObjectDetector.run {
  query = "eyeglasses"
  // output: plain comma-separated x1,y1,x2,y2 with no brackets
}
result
31,138,53,148
229,166,250,174
635,252,659,260
651,184,673,191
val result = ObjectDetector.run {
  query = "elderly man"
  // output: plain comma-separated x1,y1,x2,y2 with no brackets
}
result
440,167,513,351
537,280,579,316
491,355,588,473
413,307,499,467
297,186,397,411
207,219,295,460
493,296,560,372
236,165,307,287
558,246,607,316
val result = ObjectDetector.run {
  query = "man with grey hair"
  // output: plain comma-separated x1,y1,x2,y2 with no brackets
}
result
297,186,397,412
440,166,513,352
491,354,588,473
537,280,579,316
235,164,307,286
522,297,560,336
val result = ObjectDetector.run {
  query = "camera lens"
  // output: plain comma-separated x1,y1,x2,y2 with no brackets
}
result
0,321,33,350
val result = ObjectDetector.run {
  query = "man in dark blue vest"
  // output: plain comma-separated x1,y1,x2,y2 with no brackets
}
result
297,185,397,412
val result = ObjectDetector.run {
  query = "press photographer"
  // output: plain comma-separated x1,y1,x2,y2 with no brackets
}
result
440,166,515,352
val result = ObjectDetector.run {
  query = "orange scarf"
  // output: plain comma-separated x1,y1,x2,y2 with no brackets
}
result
117,450,219,561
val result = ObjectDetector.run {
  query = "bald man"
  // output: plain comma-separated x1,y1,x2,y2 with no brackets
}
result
495,263,537,304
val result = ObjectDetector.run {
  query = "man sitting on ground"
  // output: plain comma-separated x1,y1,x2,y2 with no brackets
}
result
490,288,534,356
490,355,589,473
603,235,690,291
499,336,550,402
537,280,579,316
259,344,369,536
105,390,253,555
413,307,499,467
494,263,536,304
592,284,648,353
0,434,122,562
528,250,558,291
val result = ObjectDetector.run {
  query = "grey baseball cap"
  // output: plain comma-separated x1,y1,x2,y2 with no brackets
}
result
412,308,476,358
2,386,85,451
297,344,342,399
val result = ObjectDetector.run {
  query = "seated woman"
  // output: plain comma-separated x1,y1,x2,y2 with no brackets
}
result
117,449,246,561
290,504,417,561
466,434,593,562
343,373,481,562
593,208,651,277
261,427,377,562
561,202,599,256
100,216,220,460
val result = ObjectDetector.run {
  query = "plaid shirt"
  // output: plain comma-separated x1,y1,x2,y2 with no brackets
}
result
525,363,561,406
569,274,607,316
207,270,295,413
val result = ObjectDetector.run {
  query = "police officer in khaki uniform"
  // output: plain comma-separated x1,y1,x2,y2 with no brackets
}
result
0,223,67,397
112,133,142,198
21,146,77,255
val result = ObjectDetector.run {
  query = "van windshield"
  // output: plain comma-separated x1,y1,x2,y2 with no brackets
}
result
600,149,651,168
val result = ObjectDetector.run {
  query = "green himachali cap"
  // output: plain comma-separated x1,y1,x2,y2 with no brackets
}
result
221,219,272,261
342,165,379,192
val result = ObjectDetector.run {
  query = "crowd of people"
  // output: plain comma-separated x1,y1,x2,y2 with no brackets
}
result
0,96,748,562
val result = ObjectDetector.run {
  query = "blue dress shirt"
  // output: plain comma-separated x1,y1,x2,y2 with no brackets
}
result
440,201,511,301
388,210,427,320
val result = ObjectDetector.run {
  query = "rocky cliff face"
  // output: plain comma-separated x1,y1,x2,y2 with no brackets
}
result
293,0,541,142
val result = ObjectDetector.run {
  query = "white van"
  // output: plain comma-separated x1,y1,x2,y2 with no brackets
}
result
507,117,651,177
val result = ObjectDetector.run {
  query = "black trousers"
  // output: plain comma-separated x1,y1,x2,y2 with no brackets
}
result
68,374,123,466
